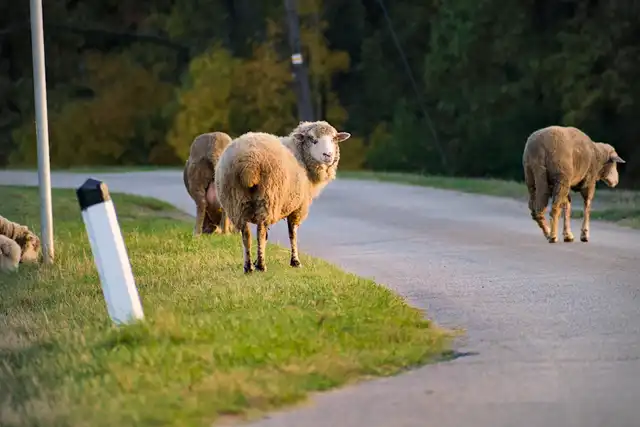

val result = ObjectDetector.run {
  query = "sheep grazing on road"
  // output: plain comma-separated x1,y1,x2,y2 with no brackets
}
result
522,125,625,243
215,120,351,273
0,214,41,271
183,131,235,236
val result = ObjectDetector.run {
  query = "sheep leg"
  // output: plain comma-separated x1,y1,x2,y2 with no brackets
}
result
548,180,570,243
202,210,217,234
530,186,551,239
253,222,268,272
533,210,551,239
193,199,207,236
220,210,232,234
205,183,222,234
562,193,574,242
241,222,254,273
526,166,551,239
580,187,594,242
287,214,302,268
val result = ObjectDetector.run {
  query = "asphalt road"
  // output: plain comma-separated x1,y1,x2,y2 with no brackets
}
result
2,170,640,427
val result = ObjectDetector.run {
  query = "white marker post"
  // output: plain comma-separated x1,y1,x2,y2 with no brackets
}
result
76,178,144,325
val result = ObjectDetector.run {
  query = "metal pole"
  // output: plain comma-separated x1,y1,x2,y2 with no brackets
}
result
284,0,314,122
29,0,54,264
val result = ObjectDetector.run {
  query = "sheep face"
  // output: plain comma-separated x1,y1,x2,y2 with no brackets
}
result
596,143,626,188
293,122,351,166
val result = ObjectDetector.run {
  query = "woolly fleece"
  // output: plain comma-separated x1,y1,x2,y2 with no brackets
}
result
214,120,351,273
0,235,21,272
0,214,41,265
522,125,625,243
183,131,235,235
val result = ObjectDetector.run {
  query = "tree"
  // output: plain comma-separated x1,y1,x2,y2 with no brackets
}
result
166,45,239,160
11,51,174,167
166,21,298,161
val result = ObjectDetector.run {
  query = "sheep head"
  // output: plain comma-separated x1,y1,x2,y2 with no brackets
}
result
596,142,626,188
290,120,351,167
16,230,41,263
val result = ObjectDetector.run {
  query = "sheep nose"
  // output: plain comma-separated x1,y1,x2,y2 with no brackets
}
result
323,152,333,161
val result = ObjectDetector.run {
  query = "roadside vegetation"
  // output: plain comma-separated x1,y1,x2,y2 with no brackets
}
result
0,185,452,427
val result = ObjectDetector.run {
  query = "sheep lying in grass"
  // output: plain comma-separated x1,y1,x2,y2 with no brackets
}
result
0,215,41,271
0,235,21,272
522,125,625,243
183,131,235,236
215,120,351,273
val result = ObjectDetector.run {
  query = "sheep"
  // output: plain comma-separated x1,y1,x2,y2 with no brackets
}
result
0,214,41,270
522,125,625,243
214,120,351,273
183,131,235,236
0,235,21,272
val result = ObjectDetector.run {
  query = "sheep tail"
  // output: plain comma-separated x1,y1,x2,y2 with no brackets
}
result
237,162,261,195
236,160,270,223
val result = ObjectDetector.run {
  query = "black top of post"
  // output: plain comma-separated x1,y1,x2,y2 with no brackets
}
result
76,178,111,211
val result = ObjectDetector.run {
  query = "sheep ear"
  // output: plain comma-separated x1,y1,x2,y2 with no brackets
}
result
611,154,626,163
334,132,351,143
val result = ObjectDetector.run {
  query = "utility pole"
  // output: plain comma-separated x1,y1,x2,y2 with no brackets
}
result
29,0,54,264
284,0,314,122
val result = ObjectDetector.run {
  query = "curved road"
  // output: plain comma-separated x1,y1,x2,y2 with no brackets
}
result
2,170,640,427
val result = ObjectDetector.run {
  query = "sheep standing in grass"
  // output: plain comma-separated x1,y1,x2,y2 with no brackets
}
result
0,215,41,271
183,131,235,236
522,125,625,243
215,120,351,273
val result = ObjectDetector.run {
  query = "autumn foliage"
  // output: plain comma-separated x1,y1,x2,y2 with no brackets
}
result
1,0,639,184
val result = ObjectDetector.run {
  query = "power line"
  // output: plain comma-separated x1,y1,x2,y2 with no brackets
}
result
284,0,314,122
374,0,448,169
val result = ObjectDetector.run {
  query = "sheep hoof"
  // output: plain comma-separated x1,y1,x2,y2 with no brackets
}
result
547,236,558,243
243,262,254,274
580,235,589,243
563,233,575,243
254,260,267,272
290,258,301,268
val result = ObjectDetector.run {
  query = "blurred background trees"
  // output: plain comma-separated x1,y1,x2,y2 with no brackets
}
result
2,0,639,186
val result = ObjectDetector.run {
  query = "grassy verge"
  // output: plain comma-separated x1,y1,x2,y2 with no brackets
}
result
340,170,640,229
0,185,452,427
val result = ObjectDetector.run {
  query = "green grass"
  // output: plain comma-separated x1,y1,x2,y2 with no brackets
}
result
340,170,640,229
0,185,453,427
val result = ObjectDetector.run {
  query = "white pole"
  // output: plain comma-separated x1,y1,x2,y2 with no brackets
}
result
76,178,144,325
29,0,54,264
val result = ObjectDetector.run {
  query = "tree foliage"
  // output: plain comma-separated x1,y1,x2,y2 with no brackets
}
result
2,0,640,186
11,51,174,167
